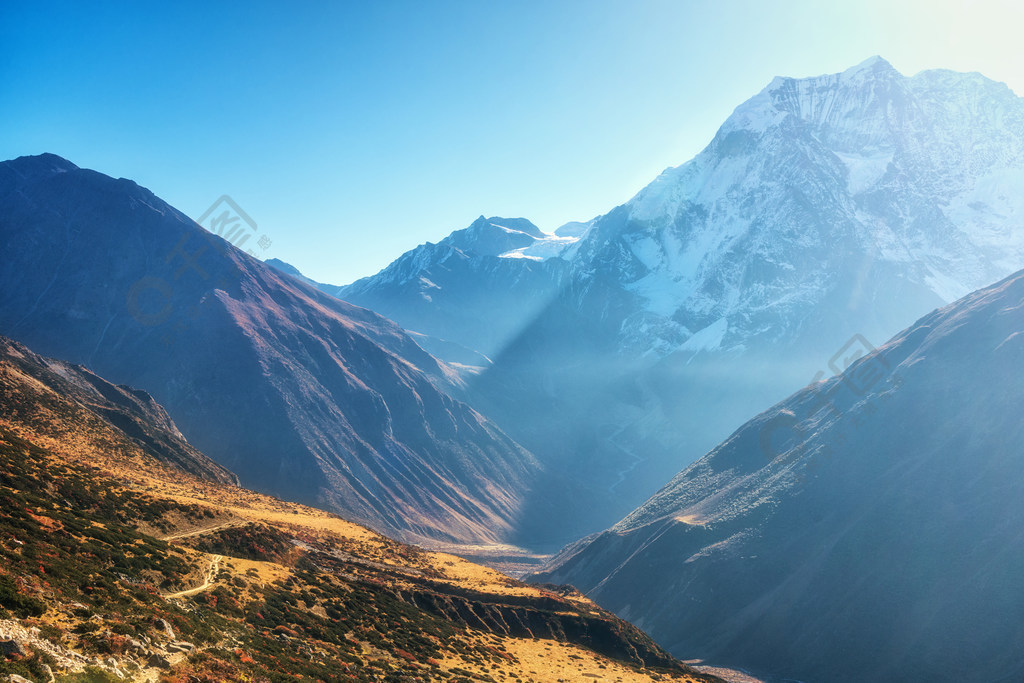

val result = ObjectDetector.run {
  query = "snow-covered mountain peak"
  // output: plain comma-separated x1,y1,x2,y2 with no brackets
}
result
348,214,584,292
498,233,581,261
466,215,546,239
839,54,896,78
343,58,1024,364
625,58,909,223
569,59,1024,357
715,57,900,140
438,215,550,257
331,58,1024,549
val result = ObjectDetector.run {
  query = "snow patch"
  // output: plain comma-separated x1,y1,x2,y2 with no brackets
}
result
498,250,543,261
945,167,1024,253
834,151,893,194
499,233,581,261
681,317,729,353
489,222,533,236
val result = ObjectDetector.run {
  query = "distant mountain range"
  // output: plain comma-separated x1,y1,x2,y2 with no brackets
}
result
532,267,1024,682
307,56,1024,545
0,153,549,547
278,215,576,365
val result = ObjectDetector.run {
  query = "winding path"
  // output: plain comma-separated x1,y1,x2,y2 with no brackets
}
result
164,554,222,600
161,520,245,541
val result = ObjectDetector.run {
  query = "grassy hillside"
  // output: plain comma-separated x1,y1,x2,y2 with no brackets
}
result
0,342,720,683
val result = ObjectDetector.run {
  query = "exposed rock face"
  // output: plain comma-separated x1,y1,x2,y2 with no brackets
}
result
311,551,689,673
397,586,682,671
0,154,541,546
0,639,27,657
534,268,1024,682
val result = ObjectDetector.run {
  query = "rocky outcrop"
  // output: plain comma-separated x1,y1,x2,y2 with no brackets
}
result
387,578,681,672
0,639,26,658
400,587,680,670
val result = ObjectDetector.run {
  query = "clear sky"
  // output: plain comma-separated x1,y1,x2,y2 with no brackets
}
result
3,1,1022,284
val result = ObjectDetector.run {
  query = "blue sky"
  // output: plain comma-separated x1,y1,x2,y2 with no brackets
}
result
3,1,1022,283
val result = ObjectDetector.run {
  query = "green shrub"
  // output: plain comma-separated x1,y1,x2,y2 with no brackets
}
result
0,574,44,617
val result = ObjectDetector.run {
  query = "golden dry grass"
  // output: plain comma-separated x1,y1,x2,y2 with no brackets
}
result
438,634,709,682
0,351,720,683
2,410,705,682
673,514,706,526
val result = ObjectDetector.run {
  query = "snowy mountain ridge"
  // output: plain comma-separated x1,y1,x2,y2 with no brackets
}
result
331,58,1024,542
347,215,582,289
568,56,1024,357
348,58,1024,361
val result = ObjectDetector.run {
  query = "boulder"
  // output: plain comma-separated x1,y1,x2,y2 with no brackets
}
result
154,618,175,640
0,639,26,657
146,652,171,669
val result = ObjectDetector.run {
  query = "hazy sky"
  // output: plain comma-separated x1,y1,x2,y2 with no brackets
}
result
3,1,1022,283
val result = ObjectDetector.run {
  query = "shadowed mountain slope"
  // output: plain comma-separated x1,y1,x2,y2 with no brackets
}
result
0,334,236,484
0,153,543,547
533,267,1024,682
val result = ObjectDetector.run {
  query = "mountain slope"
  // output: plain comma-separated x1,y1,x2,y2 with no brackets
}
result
338,58,1024,543
0,153,543,547
0,337,719,682
0,334,236,484
263,257,345,298
532,267,1024,682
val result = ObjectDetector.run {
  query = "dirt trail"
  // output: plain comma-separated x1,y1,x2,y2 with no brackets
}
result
164,554,222,599
161,520,245,541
